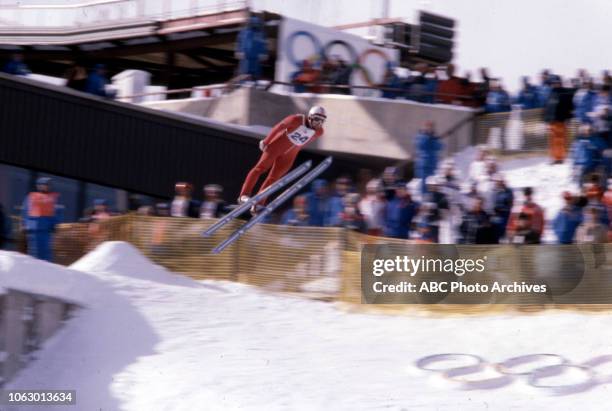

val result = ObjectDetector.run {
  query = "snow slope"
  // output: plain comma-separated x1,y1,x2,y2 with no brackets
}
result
3,243,612,411
452,147,576,222
450,148,577,243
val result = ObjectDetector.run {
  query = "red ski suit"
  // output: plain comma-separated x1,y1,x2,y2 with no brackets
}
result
240,114,324,198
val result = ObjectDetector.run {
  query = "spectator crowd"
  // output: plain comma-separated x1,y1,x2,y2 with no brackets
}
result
3,50,612,260
5,43,612,120
289,61,612,114
120,119,612,247
2,53,114,98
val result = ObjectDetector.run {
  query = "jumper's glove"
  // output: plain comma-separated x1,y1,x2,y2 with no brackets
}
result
259,140,267,152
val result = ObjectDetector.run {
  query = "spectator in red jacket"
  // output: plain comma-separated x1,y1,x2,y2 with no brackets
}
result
506,187,545,243
436,64,465,105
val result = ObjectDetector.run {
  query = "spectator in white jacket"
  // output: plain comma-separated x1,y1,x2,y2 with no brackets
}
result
359,179,387,236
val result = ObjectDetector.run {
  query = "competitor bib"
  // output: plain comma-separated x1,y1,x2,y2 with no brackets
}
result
287,125,316,146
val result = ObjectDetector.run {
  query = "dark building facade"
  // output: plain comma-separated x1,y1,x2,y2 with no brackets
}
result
0,73,396,227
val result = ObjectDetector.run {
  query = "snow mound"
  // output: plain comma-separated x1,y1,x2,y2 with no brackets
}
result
71,241,196,287
0,251,100,305
299,277,340,295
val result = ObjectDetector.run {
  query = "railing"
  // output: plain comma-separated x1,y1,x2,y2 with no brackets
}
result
38,214,612,313
128,81,578,156
118,79,482,106
0,0,247,28
109,79,580,157
474,107,580,153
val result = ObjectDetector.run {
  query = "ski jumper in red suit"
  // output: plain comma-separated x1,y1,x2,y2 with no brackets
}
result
240,114,324,199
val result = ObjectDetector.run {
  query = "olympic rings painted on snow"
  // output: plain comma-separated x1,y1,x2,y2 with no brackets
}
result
284,30,392,87
582,354,612,384
443,363,514,390
415,353,612,395
416,353,483,371
495,354,569,375
528,364,596,395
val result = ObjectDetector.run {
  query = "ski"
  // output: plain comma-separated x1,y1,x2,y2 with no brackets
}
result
202,159,312,237
211,156,333,254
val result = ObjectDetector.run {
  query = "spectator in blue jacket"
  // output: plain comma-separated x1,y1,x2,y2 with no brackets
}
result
553,192,584,244
86,64,110,97
490,174,514,240
235,15,268,81
329,176,352,226
383,182,419,239
21,177,63,261
594,84,612,110
515,76,540,109
537,69,553,107
331,58,352,95
485,80,511,113
570,124,607,185
3,53,30,76
414,121,443,194
306,179,333,226
281,195,310,226
406,63,425,102
382,166,400,201
423,66,439,104
573,79,597,123
380,62,401,99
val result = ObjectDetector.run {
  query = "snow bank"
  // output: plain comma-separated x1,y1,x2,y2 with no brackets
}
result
0,251,100,305
5,241,612,410
447,147,576,242
501,157,575,222
450,146,575,221
71,241,197,287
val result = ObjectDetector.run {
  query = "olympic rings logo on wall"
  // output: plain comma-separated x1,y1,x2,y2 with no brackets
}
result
414,353,612,395
285,30,393,87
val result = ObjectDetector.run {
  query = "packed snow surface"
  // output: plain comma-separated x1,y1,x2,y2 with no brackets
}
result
1,241,612,410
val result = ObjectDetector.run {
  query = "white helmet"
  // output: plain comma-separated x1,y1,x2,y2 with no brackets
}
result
308,106,327,122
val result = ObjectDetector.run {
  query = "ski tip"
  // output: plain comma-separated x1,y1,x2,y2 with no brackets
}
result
202,231,211,237
324,156,333,163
